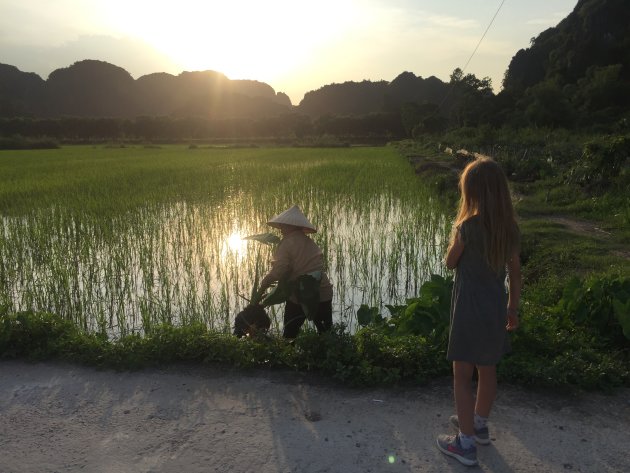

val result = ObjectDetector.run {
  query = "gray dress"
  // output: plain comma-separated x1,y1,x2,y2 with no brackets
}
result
446,216,513,365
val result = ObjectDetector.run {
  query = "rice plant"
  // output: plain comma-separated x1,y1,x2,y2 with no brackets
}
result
0,145,450,335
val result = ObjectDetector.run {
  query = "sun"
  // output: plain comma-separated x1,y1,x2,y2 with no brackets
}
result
102,0,357,82
154,1,320,81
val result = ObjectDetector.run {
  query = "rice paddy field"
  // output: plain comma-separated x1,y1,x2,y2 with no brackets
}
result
0,145,451,336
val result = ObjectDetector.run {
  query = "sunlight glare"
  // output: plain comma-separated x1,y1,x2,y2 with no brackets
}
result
98,0,360,82
226,232,246,254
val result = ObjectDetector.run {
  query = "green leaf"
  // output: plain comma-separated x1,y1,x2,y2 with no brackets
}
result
385,304,406,317
612,299,630,340
357,305,381,326
262,279,293,306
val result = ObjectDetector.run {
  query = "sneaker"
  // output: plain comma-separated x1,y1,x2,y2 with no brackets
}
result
449,415,490,445
436,434,478,466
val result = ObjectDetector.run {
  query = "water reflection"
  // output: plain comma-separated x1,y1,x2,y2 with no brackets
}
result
0,190,449,335
224,232,247,257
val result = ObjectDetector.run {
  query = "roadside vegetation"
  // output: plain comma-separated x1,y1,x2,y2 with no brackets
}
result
394,128,629,390
1,130,628,392
2,0,628,392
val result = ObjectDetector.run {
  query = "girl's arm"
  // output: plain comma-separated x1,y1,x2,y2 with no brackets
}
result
506,250,521,331
445,229,464,269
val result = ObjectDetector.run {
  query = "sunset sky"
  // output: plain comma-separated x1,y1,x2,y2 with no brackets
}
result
0,0,578,104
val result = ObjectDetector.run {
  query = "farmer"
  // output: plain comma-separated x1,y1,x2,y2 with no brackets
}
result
258,205,334,338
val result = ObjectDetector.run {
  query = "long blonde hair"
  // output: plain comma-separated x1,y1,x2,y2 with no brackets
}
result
453,157,518,273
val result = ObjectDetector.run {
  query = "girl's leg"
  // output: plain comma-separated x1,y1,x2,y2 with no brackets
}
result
452,361,475,436
474,365,497,417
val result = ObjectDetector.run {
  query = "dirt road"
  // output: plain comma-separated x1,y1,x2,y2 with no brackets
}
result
1,361,628,472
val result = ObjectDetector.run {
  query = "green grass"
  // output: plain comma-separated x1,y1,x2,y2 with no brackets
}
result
0,146,437,213
397,138,630,279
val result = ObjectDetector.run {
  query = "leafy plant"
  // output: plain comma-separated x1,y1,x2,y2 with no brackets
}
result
556,275,630,344
356,305,385,327
567,135,630,188
357,274,453,342
388,274,453,339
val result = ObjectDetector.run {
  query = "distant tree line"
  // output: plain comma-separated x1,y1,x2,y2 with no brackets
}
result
0,0,628,143
0,113,406,143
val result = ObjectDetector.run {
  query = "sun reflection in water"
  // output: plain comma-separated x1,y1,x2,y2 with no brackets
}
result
226,232,247,255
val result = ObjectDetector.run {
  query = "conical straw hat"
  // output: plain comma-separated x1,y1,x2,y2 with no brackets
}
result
267,205,317,233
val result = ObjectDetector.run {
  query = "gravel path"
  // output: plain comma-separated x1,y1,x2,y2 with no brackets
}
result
1,361,629,472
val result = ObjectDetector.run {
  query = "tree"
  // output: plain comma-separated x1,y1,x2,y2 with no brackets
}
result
574,64,627,114
523,80,576,128
401,102,444,136
447,68,494,127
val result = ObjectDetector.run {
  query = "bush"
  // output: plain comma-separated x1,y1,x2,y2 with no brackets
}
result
566,135,630,188
1,272,628,391
556,275,630,346
357,274,452,343
0,311,76,359
502,309,629,391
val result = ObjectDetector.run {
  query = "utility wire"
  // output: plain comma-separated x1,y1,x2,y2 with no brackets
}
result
461,0,507,76
437,0,507,109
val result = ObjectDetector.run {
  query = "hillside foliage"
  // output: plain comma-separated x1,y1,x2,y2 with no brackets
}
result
1,1,629,142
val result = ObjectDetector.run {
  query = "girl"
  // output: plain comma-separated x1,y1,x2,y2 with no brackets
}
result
436,158,521,466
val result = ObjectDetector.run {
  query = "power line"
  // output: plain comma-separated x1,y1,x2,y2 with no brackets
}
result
437,0,507,109
461,0,507,76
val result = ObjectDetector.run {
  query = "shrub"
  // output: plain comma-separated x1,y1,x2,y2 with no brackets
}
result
0,311,76,359
556,275,630,346
357,274,452,343
502,308,630,391
566,135,630,188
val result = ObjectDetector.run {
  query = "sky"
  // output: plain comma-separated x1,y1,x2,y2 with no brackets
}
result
0,0,578,105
